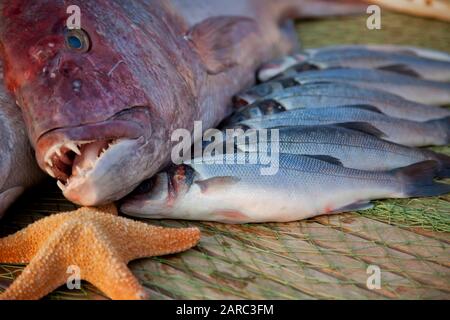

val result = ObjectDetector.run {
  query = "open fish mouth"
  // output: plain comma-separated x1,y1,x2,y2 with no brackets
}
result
35,107,150,205
43,138,128,189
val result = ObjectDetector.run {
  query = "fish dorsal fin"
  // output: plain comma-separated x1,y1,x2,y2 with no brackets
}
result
195,176,240,194
302,155,343,166
333,122,386,138
186,16,258,75
377,64,421,78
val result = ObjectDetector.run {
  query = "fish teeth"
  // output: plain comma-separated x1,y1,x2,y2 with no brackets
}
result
55,147,62,157
75,166,82,176
45,167,56,178
57,180,66,192
46,159,54,167
66,142,81,155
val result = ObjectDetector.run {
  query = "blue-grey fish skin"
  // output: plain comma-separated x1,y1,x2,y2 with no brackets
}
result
234,77,304,105
121,153,450,223
236,125,450,178
278,68,450,106
257,45,450,81
230,83,450,122
305,45,450,63
299,48,450,81
238,106,450,147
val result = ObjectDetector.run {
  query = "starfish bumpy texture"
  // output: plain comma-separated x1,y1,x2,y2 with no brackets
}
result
0,204,200,300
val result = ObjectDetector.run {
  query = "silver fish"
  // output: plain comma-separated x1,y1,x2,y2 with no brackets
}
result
121,153,450,223
278,68,450,105
230,82,450,122
306,45,450,62
237,105,450,147
257,45,450,81
0,68,43,217
235,125,450,178
234,78,298,105
298,48,450,81
257,54,309,82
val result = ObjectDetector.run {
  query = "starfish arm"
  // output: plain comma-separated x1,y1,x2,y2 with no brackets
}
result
84,259,148,300
119,222,201,261
81,204,118,216
0,243,69,300
0,213,71,263
68,220,148,300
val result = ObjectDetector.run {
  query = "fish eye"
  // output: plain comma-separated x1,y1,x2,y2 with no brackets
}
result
64,28,91,53
258,100,285,115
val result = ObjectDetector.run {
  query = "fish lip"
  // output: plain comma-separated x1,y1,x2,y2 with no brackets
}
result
35,106,149,153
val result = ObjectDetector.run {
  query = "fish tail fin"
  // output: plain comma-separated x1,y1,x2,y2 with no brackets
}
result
393,160,450,197
426,116,450,144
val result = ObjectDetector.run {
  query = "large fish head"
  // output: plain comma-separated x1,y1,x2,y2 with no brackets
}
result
0,2,180,205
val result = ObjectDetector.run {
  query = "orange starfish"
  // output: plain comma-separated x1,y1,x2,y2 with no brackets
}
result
0,204,200,300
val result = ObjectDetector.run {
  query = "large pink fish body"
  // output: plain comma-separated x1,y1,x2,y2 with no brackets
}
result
0,0,364,205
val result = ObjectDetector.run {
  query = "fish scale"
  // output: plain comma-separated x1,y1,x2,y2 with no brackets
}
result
239,105,450,147
279,68,450,105
235,125,450,177
261,83,450,121
257,45,450,81
303,48,450,81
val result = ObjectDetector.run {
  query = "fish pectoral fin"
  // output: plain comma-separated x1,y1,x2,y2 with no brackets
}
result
333,122,387,139
186,16,259,75
377,64,421,78
301,155,344,167
329,201,374,214
195,176,241,194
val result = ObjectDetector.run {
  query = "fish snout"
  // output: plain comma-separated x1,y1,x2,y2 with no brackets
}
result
121,172,173,218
